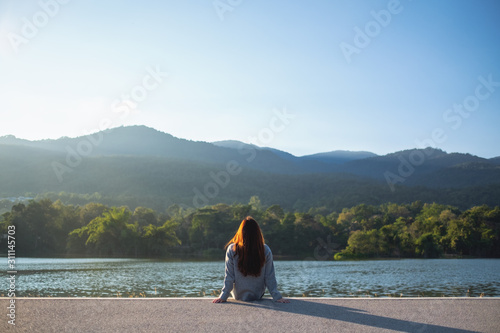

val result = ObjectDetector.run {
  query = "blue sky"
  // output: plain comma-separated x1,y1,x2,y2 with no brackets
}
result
1,0,499,157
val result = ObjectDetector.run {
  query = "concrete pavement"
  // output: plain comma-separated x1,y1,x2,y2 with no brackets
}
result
1,297,499,332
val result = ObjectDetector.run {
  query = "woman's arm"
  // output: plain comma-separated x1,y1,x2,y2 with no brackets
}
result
214,245,235,303
263,245,286,302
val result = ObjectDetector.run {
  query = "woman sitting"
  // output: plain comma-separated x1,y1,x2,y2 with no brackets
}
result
213,216,289,303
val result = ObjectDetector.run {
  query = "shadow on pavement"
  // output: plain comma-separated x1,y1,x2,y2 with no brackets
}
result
226,299,476,333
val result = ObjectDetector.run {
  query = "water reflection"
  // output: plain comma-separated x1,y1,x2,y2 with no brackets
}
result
4,258,499,298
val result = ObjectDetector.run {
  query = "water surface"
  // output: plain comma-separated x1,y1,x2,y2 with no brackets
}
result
4,258,499,298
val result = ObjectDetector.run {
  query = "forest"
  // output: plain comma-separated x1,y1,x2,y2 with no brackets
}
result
1,197,499,260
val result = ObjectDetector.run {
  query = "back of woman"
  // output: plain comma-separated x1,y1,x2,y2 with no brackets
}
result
213,216,289,303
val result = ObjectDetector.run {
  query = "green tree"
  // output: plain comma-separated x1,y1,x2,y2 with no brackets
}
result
132,207,158,228
83,207,135,256
249,196,262,211
79,202,109,225
415,233,441,258
141,220,181,256
189,208,231,250
4,199,60,256
343,229,379,257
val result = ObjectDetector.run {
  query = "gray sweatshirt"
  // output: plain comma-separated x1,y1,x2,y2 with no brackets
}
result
219,243,283,302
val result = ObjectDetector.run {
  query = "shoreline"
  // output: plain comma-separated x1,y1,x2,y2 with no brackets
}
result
1,255,497,260
0,296,500,303
3,296,500,299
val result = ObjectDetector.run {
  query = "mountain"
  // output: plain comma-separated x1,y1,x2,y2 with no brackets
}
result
212,140,377,164
212,140,377,172
301,150,378,165
1,125,499,211
211,140,255,150
211,140,500,188
410,161,500,188
1,142,498,212
213,140,298,161
0,126,312,174
2,126,230,160
329,148,500,188
0,127,377,175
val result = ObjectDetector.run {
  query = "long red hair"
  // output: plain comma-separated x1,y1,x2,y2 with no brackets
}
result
226,216,265,277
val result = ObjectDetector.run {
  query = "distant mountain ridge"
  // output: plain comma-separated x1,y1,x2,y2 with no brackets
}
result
0,126,379,174
1,125,499,211
212,140,377,167
336,148,497,184
1,126,499,175
1,127,378,162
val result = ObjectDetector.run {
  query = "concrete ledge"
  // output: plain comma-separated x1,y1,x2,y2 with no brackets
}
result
1,298,499,332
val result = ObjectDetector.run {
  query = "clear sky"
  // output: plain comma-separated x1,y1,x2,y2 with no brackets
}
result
1,0,499,157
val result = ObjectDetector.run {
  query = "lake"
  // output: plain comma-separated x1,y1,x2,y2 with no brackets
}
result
4,258,500,298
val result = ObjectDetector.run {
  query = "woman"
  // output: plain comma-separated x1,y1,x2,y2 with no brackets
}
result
213,216,289,303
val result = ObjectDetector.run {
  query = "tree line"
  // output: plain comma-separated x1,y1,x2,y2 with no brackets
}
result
0,197,498,259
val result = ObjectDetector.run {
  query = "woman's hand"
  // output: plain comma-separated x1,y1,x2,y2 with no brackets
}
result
212,298,226,303
276,298,290,303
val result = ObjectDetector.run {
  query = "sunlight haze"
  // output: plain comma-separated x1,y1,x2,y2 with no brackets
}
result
1,0,499,157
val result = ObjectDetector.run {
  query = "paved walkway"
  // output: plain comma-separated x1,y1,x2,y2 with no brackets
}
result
1,297,499,332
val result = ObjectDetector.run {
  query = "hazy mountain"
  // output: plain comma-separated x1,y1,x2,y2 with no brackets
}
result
409,161,500,188
301,150,378,164
1,142,498,212
212,140,377,173
332,148,500,187
0,126,312,174
211,140,257,150
1,126,230,160
213,140,298,161
0,126,377,175
2,126,497,181
213,140,377,164
212,140,499,187
1,125,499,211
